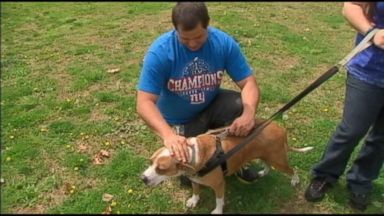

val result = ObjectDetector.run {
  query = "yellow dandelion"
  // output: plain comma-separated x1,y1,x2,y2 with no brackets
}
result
111,201,117,207
6,157,11,161
74,167,79,171
9,135,14,139
128,189,133,194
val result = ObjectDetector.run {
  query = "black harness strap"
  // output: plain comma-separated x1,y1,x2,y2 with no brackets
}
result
197,136,228,176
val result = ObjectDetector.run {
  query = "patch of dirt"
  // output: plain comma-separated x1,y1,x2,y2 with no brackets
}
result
278,187,333,214
89,107,109,122
48,72,73,101
14,204,46,214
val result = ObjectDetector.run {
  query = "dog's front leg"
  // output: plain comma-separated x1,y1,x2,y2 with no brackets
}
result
211,181,225,214
186,181,200,208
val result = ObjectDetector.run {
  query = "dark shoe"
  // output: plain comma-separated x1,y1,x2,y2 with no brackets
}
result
235,164,260,184
179,175,192,188
349,192,369,211
304,177,332,202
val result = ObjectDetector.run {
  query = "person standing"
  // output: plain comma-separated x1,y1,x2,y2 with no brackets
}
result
304,2,384,211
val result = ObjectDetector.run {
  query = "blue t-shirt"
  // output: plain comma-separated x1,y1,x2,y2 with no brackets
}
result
347,2,384,88
138,27,253,125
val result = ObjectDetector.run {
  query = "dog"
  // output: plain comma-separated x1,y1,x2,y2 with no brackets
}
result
141,118,313,214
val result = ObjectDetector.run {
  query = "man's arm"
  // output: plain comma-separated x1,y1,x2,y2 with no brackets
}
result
229,75,260,136
136,90,190,162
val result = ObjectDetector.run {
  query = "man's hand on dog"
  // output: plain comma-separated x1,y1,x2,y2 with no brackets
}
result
229,112,256,137
164,133,191,163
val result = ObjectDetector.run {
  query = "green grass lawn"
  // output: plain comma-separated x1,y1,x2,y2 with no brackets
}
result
1,2,383,214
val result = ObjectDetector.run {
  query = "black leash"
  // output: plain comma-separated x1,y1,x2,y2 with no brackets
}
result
197,28,379,177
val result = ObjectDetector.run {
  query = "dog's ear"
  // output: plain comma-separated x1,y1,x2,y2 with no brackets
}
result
177,162,196,173
150,147,166,161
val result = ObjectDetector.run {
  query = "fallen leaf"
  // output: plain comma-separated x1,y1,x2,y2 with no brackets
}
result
102,193,114,202
64,182,74,194
102,205,112,214
93,156,103,165
107,68,120,74
78,144,87,152
92,150,111,165
100,150,110,157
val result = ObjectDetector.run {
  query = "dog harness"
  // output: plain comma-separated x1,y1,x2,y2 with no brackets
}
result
197,136,228,177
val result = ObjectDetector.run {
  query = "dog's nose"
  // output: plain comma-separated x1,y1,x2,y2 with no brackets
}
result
140,175,149,185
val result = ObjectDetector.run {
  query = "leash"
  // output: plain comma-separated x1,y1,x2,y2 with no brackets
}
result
197,28,379,177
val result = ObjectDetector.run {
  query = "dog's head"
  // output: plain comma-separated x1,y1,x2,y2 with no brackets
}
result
140,146,195,187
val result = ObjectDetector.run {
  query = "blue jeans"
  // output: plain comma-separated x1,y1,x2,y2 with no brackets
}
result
312,74,384,194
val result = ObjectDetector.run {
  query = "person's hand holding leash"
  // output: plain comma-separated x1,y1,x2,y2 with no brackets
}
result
373,29,384,49
164,133,190,163
229,111,255,137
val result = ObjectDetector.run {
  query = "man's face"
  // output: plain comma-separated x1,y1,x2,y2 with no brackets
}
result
177,23,208,51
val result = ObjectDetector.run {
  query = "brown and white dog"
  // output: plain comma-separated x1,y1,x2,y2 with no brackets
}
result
141,118,313,214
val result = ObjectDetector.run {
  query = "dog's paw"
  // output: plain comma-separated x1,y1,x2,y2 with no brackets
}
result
186,195,199,208
290,172,300,186
211,208,223,214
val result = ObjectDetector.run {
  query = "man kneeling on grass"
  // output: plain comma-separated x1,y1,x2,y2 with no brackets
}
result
136,2,262,186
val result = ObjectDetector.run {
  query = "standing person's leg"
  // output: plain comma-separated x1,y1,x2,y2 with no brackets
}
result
305,75,383,202
346,97,384,210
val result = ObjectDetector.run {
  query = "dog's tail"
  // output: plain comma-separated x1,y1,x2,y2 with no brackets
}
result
289,146,313,152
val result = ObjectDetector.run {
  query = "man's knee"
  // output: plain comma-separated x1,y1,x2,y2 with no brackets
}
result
221,90,242,113
212,89,243,126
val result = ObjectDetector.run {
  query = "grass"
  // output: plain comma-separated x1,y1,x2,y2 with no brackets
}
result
1,2,383,214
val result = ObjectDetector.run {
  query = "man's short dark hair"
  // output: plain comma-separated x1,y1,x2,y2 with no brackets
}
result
172,2,210,31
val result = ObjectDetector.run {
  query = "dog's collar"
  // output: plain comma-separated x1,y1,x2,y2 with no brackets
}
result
188,144,196,165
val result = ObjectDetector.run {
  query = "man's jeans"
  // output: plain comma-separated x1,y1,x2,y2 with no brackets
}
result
312,74,384,194
172,89,243,137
